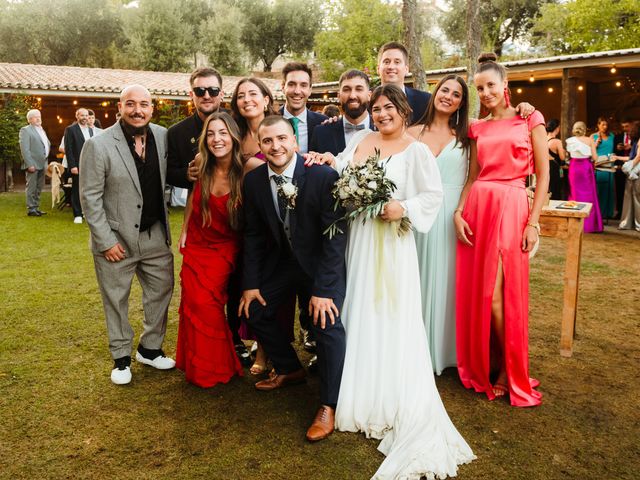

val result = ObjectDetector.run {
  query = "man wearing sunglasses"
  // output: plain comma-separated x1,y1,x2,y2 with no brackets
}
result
166,67,226,189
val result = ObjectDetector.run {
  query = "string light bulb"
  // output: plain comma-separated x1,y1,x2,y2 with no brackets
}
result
578,85,584,91
615,81,622,87
516,88,523,94
548,87,554,93
610,67,617,74
529,75,535,83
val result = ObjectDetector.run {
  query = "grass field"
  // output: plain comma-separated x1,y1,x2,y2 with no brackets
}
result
1,191,638,480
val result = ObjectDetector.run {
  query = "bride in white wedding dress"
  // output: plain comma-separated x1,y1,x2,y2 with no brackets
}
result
329,85,475,479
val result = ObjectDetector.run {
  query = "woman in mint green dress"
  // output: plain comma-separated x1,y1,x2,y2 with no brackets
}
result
592,117,616,218
408,75,470,375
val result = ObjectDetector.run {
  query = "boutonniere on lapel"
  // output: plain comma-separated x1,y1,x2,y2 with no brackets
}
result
277,181,298,209
190,137,196,144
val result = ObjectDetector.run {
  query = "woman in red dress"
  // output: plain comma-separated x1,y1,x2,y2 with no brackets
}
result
175,112,244,387
454,54,549,407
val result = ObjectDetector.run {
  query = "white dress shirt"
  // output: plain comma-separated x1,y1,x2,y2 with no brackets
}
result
343,114,371,147
79,125,94,140
34,125,50,157
283,108,309,154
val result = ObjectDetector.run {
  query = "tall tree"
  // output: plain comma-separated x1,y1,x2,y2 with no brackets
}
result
442,0,548,56
465,0,482,118
200,1,248,75
314,0,402,81
240,0,323,72
122,0,195,72
402,0,426,91
532,0,640,54
0,0,124,67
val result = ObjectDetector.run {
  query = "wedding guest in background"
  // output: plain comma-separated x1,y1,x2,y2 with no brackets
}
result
377,41,431,125
19,109,50,217
546,119,566,200
322,104,340,118
309,69,373,157
231,77,295,375
612,124,640,230
175,112,244,387
614,117,635,218
279,62,327,154
407,74,470,375
87,109,103,131
454,53,548,407
64,108,92,223
592,117,615,218
566,121,602,233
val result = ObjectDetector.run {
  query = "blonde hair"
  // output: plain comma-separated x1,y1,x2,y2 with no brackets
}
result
572,121,587,137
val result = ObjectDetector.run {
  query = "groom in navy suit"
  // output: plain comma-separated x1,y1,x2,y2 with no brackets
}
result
377,41,431,125
309,69,374,156
239,116,347,442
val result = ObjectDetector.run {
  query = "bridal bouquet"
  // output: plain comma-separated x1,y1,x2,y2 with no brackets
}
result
324,149,412,238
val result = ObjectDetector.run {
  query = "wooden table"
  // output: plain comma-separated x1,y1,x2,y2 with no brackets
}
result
539,200,592,357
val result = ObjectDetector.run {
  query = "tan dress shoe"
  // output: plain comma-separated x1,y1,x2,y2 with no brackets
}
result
254,368,306,391
306,405,335,442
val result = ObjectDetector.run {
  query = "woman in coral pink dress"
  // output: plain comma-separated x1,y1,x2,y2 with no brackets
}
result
176,112,244,387
454,54,549,407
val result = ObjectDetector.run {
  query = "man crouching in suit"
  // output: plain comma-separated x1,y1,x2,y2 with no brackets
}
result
239,116,347,441
80,85,175,385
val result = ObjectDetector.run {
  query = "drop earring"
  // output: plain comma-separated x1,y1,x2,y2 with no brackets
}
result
504,87,510,108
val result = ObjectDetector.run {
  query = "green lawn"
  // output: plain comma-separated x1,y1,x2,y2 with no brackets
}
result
1,192,638,480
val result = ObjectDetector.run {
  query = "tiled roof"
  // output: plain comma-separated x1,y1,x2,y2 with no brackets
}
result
0,63,284,99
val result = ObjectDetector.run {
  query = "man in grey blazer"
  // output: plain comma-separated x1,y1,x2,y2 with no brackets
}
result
80,84,175,385
19,109,50,216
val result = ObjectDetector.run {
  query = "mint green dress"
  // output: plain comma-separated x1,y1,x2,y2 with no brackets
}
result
415,139,468,375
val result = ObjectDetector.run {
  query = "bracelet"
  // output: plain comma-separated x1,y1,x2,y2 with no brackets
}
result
454,208,463,215
526,222,540,233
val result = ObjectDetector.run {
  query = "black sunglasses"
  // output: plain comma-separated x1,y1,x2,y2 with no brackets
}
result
193,86,221,97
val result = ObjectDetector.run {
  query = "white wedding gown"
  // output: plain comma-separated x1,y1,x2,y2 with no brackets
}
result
334,131,476,479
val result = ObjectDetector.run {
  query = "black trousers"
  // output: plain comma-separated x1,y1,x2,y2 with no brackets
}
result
71,173,82,217
244,256,345,406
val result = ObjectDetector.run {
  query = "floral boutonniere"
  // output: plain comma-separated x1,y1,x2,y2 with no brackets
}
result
190,137,196,144
277,181,298,209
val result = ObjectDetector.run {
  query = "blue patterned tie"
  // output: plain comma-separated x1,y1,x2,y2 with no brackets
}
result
272,175,288,221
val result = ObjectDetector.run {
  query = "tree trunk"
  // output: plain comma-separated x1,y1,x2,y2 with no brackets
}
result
402,0,426,91
466,0,482,118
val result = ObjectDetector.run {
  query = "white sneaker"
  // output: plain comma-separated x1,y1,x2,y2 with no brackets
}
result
111,366,132,385
136,351,176,370
73,216,83,224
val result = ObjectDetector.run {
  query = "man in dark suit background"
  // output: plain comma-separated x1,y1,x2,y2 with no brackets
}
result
166,67,226,189
64,108,94,223
279,62,327,154
614,117,635,218
309,69,373,156
239,116,347,442
377,41,431,125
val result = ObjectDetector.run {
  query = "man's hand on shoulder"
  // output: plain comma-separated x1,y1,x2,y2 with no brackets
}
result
309,296,339,329
239,289,267,319
103,243,126,262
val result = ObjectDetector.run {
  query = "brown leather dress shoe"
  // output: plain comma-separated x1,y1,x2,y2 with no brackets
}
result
254,368,306,391
306,405,335,442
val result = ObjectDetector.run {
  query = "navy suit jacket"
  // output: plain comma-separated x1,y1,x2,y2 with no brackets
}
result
242,154,347,301
406,86,432,126
279,106,328,152
309,119,374,156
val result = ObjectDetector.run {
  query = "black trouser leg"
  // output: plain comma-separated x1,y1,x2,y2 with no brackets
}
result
71,173,82,217
226,266,242,345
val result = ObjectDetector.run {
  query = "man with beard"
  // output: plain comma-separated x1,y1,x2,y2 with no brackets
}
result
64,108,94,223
166,67,226,189
309,70,373,156
80,85,175,385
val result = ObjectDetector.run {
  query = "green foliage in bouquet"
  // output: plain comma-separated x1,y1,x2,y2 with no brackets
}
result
324,149,412,239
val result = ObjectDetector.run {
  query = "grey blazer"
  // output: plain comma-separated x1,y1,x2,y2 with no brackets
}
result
79,122,171,255
19,125,50,170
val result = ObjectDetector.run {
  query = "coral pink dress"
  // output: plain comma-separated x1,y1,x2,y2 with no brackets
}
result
176,184,243,387
455,111,544,407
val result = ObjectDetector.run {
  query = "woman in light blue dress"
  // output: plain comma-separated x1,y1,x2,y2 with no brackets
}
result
408,74,470,375
592,116,616,218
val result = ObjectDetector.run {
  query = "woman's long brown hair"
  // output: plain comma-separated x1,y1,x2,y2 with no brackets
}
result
197,112,244,230
416,74,470,151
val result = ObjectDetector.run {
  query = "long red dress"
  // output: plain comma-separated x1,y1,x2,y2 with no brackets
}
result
455,111,544,407
176,184,243,387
